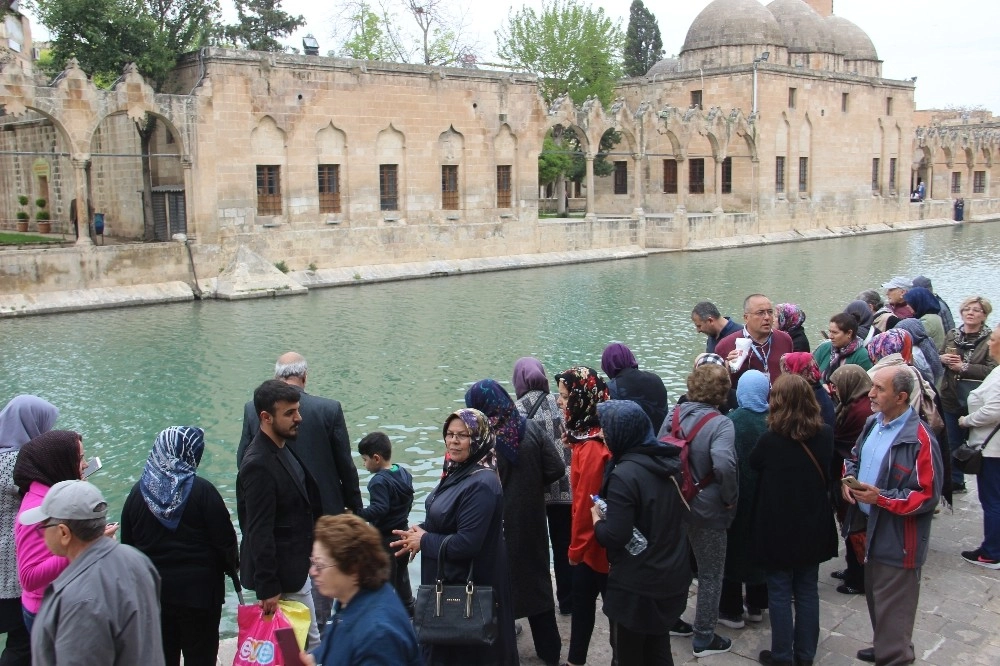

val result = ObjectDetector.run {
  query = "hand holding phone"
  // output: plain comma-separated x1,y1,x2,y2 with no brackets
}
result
841,476,865,491
83,457,102,479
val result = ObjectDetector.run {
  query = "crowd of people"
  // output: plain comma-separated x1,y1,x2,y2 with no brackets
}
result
0,275,998,666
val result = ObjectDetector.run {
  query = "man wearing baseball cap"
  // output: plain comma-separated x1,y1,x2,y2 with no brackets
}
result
880,276,915,319
20,480,164,666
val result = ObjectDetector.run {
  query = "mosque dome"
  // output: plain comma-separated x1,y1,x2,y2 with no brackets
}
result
646,58,679,77
766,0,838,54
681,0,786,53
826,15,879,60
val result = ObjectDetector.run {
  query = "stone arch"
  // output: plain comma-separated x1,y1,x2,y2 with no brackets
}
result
798,115,813,195
438,127,465,213
250,116,288,219
376,124,406,213
316,122,347,218
251,116,287,154
495,124,518,209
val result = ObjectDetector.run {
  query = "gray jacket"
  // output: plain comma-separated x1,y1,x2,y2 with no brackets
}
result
32,537,164,666
659,402,738,529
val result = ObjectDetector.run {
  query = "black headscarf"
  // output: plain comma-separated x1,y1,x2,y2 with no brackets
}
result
12,430,81,496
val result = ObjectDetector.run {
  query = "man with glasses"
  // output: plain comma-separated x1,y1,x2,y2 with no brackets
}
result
20,480,164,666
715,294,794,385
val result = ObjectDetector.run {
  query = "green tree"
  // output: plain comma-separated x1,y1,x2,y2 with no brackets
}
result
337,1,394,60
623,0,663,78
225,0,305,52
496,0,623,106
538,133,574,186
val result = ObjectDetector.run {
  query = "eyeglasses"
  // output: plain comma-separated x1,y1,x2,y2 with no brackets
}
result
748,310,774,318
962,307,985,314
309,557,336,572
444,431,472,441
35,522,62,533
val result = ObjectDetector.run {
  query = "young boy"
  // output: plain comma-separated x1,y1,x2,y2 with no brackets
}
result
356,432,415,615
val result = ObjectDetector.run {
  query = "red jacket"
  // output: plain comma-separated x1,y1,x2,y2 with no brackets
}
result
568,437,610,574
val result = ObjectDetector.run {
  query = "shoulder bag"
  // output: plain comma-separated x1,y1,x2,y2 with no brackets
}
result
955,379,983,413
954,421,1000,475
412,534,497,646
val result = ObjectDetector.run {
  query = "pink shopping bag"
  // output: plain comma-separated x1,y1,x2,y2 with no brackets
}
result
233,604,295,666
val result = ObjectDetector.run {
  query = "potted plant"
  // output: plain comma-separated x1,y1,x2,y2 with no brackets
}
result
35,198,51,234
16,195,29,232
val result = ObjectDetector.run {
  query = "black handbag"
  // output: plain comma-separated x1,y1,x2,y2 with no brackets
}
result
413,535,497,647
953,422,1000,475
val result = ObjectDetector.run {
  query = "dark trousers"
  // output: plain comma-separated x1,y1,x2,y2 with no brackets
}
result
0,597,30,666
719,578,768,617
547,504,573,613
161,603,222,666
611,621,674,666
843,535,866,589
567,562,608,665
865,560,919,666
527,609,562,664
382,534,414,615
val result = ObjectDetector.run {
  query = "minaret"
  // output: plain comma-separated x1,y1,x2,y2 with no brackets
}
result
803,0,833,17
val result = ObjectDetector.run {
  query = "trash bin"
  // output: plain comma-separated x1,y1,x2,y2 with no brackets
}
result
953,199,965,222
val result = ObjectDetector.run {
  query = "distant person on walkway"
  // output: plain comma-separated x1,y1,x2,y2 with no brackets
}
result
691,302,742,354
22,480,164,666
237,380,323,649
238,351,361,625
842,367,942,665
601,341,670,429
912,275,955,333
121,426,238,666
716,294,795,385
776,303,810,353
881,277,915,320
0,395,58,666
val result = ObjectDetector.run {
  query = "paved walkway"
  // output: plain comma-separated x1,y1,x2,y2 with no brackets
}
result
216,476,999,665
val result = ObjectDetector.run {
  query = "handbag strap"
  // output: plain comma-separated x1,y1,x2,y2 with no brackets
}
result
975,421,1000,451
435,534,474,584
526,393,547,419
798,440,826,485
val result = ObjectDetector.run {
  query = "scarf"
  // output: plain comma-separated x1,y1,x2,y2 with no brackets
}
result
600,342,639,380
597,400,674,492
954,325,992,358
776,303,806,332
139,426,205,530
555,366,609,442
843,300,875,342
780,352,822,385
440,408,496,480
694,353,727,368
824,336,864,383
903,287,940,318
0,395,59,454
12,430,81,496
736,370,770,413
867,329,912,364
830,364,872,430
893,318,944,385
464,380,526,465
512,357,551,399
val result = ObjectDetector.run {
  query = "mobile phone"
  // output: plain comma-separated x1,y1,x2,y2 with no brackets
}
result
841,476,865,491
274,627,300,664
83,457,102,479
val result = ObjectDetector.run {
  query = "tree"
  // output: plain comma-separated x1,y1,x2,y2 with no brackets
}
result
496,0,623,106
623,0,662,78
335,1,394,60
225,0,305,53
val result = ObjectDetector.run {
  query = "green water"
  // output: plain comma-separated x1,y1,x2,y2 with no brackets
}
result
3,223,999,634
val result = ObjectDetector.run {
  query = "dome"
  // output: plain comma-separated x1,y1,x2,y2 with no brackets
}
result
681,0,787,53
826,15,878,60
766,0,838,54
646,58,679,77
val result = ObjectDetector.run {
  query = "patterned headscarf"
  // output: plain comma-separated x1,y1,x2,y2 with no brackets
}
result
780,352,822,385
867,329,913,364
893,318,944,385
12,430,82,496
0,395,59,454
511,357,550,398
555,367,609,442
693,353,727,368
441,408,496,479
736,370,770,413
776,303,806,332
465,380,526,465
139,426,205,530
600,342,639,379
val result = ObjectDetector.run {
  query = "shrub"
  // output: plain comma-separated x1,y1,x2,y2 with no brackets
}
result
274,261,289,273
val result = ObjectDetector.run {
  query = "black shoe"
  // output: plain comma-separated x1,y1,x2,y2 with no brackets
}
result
857,647,875,662
514,622,523,636
758,649,794,666
669,619,694,637
836,583,864,595
795,660,813,666
693,634,731,658
830,569,847,580
954,484,968,494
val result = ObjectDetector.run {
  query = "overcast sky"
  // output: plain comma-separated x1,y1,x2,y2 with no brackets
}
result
276,0,1000,114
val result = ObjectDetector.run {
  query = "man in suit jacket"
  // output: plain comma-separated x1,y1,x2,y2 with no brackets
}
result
237,379,323,649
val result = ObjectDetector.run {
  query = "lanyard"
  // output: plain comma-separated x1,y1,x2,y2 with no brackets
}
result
742,327,772,372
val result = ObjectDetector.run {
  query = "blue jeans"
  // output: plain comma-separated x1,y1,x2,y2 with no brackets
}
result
944,410,968,486
979,458,1000,559
765,566,820,663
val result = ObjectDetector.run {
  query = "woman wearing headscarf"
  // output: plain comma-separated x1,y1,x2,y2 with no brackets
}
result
894,318,944,386
843,300,877,344
391,409,517,666
814,313,873,385
591,400,691,666
904,286,946,349
776,304,810,353
827,366,874,597
120,426,238,666
555,367,610,666
779,352,835,431
465,380,565,666
0,396,58,666
13,430,101,633
679,354,738,415
601,342,670,429
718,370,770,630
512,357,573,615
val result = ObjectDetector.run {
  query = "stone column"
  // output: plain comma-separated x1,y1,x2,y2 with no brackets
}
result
72,157,93,246
632,152,644,215
181,156,195,238
676,156,688,212
927,164,934,199
585,153,596,220
713,156,724,213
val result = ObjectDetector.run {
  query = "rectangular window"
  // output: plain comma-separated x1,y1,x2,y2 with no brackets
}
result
691,90,702,109
613,161,628,194
799,157,808,192
689,158,705,194
842,92,849,112
788,87,797,109
951,171,962,194
379,164,399,211
663,159,678,194
974,170,986,194
721,157,732,194
872,158,880,193
496,165,512,208
886,97,893,116
441,165,459,210
255,165,281,216
889,158,897,193
775,156,785,194
317,164,341,214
